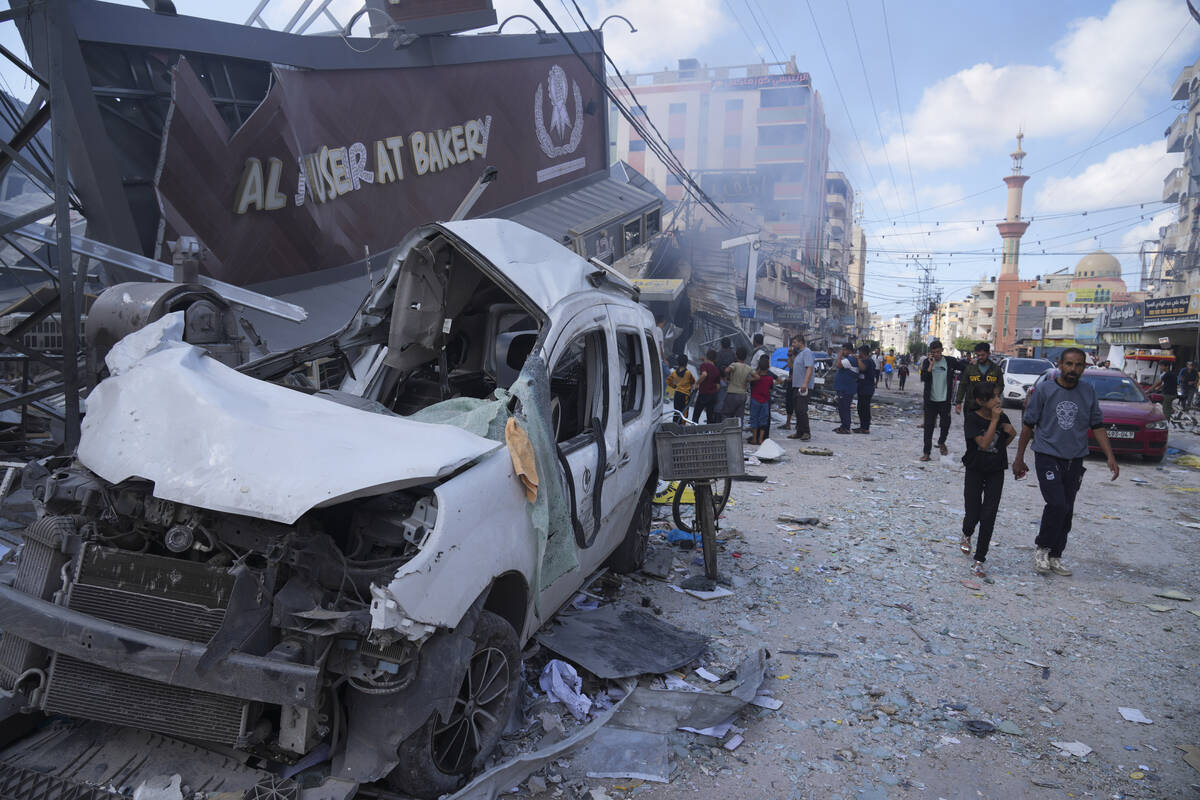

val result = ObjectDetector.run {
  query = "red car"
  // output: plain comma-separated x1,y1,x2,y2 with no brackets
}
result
1024,368,1168,462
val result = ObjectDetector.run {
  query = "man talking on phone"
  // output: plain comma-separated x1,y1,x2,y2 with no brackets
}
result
1012,347,1118,576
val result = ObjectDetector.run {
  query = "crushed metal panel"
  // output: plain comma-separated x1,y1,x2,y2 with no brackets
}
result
535,605,708,679
77,315,500,524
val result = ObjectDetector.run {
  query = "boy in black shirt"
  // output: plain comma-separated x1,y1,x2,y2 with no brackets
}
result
960,383,1016,578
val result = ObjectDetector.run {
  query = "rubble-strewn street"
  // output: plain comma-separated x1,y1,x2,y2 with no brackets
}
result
516,389,1200,800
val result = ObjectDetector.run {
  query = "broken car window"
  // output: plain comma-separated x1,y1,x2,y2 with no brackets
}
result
551,329,608,445
616,330,645,421
645,331,663,408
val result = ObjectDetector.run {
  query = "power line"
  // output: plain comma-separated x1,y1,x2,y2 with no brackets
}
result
879,0,923,233
742,0,783,64
844,0,901,211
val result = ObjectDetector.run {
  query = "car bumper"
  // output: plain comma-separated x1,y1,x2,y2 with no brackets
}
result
1088,429,1168,456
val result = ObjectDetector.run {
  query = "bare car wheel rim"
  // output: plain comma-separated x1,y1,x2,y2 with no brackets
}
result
431,645,511,774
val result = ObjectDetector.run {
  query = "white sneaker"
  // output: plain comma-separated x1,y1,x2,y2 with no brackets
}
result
1034,547,1051,574
1048,557,1072,576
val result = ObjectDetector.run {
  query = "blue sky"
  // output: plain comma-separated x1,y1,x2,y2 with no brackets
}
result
1,0,1196,320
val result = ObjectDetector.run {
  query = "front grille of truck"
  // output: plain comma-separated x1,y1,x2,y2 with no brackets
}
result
38,544,253,746
0,517,75,691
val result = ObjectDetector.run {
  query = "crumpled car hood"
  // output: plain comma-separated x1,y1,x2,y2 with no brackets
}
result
78,313,501,524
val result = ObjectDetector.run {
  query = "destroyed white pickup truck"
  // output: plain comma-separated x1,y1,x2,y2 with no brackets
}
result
0,220,661,797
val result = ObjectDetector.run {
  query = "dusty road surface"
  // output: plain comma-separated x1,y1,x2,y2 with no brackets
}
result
579,387,1200,800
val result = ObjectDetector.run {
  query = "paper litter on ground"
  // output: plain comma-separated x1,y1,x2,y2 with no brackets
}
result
1051,741,1093,758
1118,707,1154,724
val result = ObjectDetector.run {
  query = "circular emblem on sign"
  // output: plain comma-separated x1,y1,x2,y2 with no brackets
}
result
535,64,583,158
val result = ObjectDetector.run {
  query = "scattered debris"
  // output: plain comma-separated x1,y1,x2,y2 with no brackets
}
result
754,439,784,462
997,720,1024,736
778,649,839,658
539,660,593,720
1051,741,1093,758
683,585,734,601
1146,604,1175,612
1179,744,1200,774
1118,707,1154,724
724,733,745,751
1154,589,1192,601
132,774,183,800
536,605,707,679
577,727,670,783
799,447,833,456
640,547,674,579
962,720,996,736
777,513,821,525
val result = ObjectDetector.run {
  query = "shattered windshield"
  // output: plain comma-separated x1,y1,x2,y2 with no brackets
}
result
1081,374,1146,402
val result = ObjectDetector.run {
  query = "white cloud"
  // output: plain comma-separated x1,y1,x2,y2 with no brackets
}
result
1119,207,1175,253
493,0,728,73
1034,140,1177,212
872,0,1199,170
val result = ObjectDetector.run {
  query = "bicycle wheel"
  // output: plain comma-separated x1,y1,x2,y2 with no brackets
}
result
671,477,732,533
694,481,718,580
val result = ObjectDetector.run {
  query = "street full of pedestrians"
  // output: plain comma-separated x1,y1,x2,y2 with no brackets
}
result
638,354,1200,800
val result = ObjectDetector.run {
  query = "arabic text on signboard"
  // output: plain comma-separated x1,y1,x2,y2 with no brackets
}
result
1144,294,1196,321
1104,302,1143,328
711,72,811,91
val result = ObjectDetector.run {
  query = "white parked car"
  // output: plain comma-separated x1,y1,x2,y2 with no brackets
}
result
0,220,661,797
999,356,1055,407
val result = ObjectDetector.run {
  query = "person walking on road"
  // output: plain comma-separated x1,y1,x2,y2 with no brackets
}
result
919,340,956,461
1180,360,1198,410
898,357,910,391
1013,348,1119,576
832,344,858,434
853,344,877,434
715,337,736,414
1150,361,1179,419
722,347,753,425
960,383,1016,578
782,337,799,431
749,333,770,376
788,335,815,441
692,349,722,423
955,342,1004,416
666,354,695,416
883,349,896,390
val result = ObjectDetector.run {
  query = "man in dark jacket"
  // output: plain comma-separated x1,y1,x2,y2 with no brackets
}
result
919,340,959,460
853,345,877,433
955,342,1005,415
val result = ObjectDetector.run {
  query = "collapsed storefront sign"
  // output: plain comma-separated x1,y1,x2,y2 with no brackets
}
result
156,52,606,285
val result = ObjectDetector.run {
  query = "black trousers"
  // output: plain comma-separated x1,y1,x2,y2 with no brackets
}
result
1034,452,1085,558
963,467,1004,562
836,391,853,430
794,391,810,436
673,392,690,415
857,392,873,430
692,392,720,423
922,400,951,454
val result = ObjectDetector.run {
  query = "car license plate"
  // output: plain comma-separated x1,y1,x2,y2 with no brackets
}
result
1107,429,1136,439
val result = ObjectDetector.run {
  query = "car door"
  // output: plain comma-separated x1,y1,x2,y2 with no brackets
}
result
599,304,658,552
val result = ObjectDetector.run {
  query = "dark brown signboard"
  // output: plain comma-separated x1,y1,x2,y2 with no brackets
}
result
156,51,607,285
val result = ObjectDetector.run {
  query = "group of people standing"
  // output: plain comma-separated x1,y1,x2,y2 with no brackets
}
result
667,334,778,445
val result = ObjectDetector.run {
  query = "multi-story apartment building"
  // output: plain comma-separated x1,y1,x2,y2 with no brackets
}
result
930,301,965,348
610,57,830,266
1142,55,1200,297
872,313,910,354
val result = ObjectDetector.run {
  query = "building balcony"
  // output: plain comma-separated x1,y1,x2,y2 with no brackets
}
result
1166,112,1188,153
1162,220,1188,252
755,276,791,305
755,144,808,163
825,193,846,214
756,107,809,125
1164,166,1186,203
1172,65,1193,102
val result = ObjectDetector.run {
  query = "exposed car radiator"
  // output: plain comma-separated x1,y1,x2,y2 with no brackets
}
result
0,516,75,691
38,545,253,746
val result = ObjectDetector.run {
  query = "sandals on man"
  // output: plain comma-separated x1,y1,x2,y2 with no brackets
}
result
960,536,971,556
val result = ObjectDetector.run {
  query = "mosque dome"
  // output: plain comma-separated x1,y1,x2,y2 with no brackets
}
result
1073,250,1122,280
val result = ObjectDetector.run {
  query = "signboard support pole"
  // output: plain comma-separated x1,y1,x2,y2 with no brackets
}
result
47,0,80,452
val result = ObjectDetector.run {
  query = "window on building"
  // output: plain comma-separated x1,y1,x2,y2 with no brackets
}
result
1035,301,1045,307
757,125,807,146
723,133,741,148
645,208,661,237
1050,318,1064,331
760,87,807,107
623,219,642,251
1049,301,1060,307
1020,301,1031,306
669,102,686,115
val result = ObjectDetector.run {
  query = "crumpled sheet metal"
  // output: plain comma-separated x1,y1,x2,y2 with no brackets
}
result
535,605,708,679
78,314,500,524
446,682,636,800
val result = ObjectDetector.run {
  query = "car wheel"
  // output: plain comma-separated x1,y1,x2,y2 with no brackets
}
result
1143,452,1164,463
387,611,520,798
605,483,652,573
